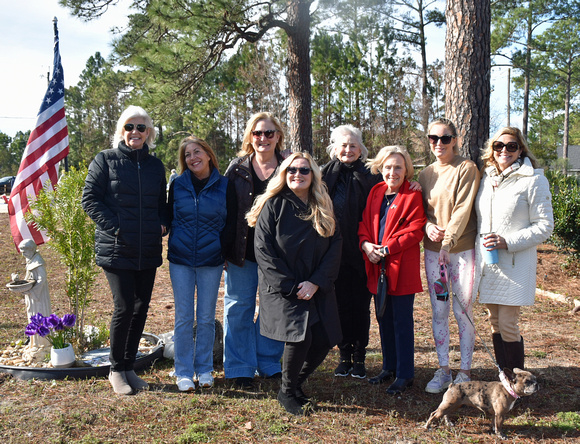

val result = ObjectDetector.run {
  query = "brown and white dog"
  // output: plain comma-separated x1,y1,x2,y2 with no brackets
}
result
424,368,540,439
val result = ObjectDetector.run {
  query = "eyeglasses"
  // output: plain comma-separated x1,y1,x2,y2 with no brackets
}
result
124,123,147,133
251,130,277,139
428,134,455,145
287,166,311,175
492,141,520,152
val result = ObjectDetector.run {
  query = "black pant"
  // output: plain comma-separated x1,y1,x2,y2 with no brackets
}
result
281,321,331,395
335,265,372,362
103,267,157,371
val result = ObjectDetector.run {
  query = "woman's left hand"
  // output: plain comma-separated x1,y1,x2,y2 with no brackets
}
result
297,281,319,300
483,233,506,250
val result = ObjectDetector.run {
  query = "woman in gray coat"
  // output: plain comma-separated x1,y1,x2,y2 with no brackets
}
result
247,152,342,416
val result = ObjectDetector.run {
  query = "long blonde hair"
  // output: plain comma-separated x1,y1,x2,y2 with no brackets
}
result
246,152,336,238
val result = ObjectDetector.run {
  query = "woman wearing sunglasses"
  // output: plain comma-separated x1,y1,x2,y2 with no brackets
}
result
222,112,286,388
474,127,553,371
418,117,480,393
82,105,168,395
247,152,342,415
321,125,381,380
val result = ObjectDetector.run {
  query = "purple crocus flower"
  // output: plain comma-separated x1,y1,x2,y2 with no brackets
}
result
45,314,61,330
25,323,38,336
62,314,76,328
30,312,45,326
36,324,50,337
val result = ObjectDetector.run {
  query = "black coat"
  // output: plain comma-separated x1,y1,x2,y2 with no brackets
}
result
82,142,167,270
321,158,382,277
224,152,285,266
254,189,343,344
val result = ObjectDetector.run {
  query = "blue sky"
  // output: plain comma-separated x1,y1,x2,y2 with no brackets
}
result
0,0,511,139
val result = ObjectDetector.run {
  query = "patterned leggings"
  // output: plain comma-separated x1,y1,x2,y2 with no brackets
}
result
425,249,476,370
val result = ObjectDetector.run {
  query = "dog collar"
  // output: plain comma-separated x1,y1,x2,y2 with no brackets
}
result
499,371,520,399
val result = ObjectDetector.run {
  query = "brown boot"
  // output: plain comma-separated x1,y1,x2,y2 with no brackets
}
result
109,370,134,395
125,370,149,391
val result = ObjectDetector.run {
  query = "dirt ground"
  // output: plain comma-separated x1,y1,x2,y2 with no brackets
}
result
0,211,579,442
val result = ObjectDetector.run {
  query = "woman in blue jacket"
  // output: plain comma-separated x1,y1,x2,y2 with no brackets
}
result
167,136,236,391
82,105,167,396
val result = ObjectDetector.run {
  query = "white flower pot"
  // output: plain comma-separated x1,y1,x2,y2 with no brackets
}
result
50,343,76,368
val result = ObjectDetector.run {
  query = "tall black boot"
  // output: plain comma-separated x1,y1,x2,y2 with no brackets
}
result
504,336,525,371
492,333,507,370
352,345,367,379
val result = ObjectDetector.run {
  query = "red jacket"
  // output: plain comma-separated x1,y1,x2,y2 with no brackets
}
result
358,179,426,295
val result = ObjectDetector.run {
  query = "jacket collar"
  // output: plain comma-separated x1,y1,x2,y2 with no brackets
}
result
118,141,149,161
485,156,535,178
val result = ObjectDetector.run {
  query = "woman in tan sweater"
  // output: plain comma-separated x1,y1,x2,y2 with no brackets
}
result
418,118,480,394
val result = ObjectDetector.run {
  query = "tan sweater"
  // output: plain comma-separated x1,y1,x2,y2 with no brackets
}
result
418,154,480,253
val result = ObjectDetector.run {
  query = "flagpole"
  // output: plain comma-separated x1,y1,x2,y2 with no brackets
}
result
54,17,69,173
8,17,70,249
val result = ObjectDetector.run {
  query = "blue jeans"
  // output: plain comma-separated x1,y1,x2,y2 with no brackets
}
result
379,293,415,379
223,260,284,378
170,262,223,379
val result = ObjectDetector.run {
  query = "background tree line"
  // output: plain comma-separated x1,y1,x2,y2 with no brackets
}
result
1,0,579,179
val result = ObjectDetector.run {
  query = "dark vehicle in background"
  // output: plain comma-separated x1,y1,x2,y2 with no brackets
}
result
0,176,16,194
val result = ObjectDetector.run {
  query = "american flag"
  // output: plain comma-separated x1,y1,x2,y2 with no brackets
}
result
8,18,69,249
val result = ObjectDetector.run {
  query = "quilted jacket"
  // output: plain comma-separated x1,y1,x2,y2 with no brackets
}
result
474,157,554,306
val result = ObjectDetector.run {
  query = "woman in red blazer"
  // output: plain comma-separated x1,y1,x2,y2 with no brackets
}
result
359,145,426,394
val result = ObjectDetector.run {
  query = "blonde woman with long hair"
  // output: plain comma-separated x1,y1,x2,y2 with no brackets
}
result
223,112,286,388
248,152,342,416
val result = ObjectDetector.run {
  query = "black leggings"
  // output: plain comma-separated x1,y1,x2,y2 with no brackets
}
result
103,267,157,371
281,321,331,395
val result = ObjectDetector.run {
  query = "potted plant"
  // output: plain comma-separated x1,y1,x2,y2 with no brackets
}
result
25,313,77,368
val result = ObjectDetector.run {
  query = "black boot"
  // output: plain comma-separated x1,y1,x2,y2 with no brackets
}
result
334,347,353,377
504,336,525,371
351,347,366,379
492,333,507,370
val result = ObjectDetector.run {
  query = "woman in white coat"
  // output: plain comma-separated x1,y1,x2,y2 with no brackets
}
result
474,127,553,371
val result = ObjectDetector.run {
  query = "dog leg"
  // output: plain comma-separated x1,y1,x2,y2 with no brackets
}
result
493,413,507,439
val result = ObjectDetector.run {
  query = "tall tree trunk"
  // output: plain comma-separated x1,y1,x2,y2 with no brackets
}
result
287,0,313,153
523,13,532,139
419,0,431,159
444,0,491,167
563,60,571,174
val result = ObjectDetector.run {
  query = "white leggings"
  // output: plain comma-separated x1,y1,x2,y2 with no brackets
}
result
425,249,476,371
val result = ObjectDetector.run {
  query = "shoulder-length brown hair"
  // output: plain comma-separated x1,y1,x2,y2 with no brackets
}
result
177,136,219,175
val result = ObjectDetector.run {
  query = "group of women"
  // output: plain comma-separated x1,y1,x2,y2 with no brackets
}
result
82,105,553,417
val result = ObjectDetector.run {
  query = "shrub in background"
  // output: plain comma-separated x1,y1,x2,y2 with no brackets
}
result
546,170,580,261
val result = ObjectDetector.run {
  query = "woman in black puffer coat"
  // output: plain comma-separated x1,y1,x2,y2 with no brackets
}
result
82,105,167,396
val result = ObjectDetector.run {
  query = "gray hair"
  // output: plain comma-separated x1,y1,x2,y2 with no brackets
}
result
366,145,415,180
112,105,156,148
326,124,369,162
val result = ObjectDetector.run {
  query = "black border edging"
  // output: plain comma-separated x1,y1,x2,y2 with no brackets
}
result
0,333,164,380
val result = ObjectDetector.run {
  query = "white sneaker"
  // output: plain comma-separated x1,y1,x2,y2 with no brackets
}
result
198,372,214,388
425,368,453,393
454,371,471,384
177,376,195,392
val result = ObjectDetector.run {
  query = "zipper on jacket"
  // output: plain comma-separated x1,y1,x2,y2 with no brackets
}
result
137,159,142,270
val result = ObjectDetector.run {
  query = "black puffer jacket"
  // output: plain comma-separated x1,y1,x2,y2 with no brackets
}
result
82,142,167,270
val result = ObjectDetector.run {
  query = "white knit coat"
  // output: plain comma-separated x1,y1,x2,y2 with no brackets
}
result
474,157,554,306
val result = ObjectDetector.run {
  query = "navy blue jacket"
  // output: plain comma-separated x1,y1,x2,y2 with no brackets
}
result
167,168,230,268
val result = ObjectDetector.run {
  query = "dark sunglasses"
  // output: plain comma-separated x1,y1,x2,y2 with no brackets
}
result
428,134,455,145
287,166,311,175
251,130,277,139
124,123,147,133
492,141,520,152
